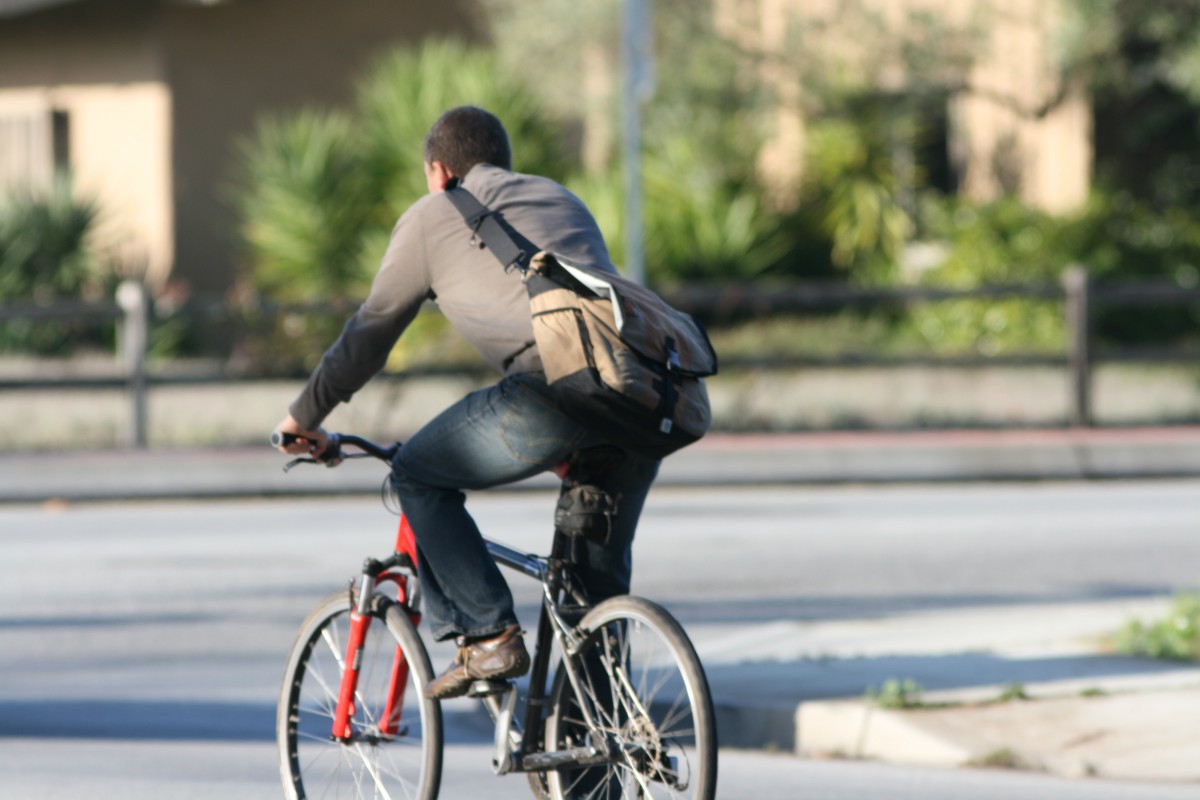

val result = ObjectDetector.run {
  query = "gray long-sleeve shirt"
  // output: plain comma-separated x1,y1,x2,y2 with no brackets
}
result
289,163,616,429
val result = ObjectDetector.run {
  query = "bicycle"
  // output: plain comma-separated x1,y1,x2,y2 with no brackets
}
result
271,431,718,800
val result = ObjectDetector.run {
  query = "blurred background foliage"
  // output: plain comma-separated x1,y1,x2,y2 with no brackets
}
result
231,40,572,372
6,1,1200,369
0,176,116,354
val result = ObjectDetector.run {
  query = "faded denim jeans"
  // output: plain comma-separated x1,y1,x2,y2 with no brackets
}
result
391,372,660,642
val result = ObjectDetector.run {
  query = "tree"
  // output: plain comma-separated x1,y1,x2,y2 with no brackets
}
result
1059,0,1200,208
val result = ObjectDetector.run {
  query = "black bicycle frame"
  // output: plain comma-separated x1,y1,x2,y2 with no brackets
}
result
485,529,606,774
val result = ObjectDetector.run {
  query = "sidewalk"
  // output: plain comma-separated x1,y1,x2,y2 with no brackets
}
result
3,426,1199,784
4,425,1200,503
694,597,1200,783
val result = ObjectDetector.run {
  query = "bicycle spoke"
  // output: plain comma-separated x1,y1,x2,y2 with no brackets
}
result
546,597,714,799
280,594,441,800
305,661,341,715
319,625,346,670
352,742,396,800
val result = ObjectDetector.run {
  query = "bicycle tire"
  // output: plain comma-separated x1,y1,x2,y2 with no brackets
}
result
543,595,717,799
278,590,443,800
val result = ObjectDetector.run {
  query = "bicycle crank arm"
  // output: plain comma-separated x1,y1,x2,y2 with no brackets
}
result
483,683,520,775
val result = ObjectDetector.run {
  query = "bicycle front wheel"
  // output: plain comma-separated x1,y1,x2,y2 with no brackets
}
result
545,595,717,799
278,590,442,800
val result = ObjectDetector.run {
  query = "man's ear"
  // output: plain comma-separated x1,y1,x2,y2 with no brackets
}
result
425,160,455,193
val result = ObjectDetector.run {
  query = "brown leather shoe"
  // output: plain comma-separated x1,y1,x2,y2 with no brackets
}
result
425,625,530,700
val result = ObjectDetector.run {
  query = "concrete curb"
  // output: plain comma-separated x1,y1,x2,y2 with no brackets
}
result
690,598,1200,782
796,676,1200,782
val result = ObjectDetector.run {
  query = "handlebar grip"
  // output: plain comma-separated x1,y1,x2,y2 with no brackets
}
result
271,431,305,448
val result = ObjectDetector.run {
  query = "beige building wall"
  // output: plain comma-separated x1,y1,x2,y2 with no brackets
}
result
67,83,174,284
0,0,172,282
713,0,806,208
158,0,479,294
0,0,478,296
954,0,1091,212
0,83,175,285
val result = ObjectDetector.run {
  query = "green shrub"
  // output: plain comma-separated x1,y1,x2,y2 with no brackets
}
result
355,39,574,230
899,197,1070,356
570,139,793,283
1116,594,1200,662
235,110,374,372
904,192,1200,356
803,115,914,283
238,110,375,303
1062,192,1200,347
0,177,109,354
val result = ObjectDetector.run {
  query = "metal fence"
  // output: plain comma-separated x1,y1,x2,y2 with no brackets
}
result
2,266,1198,447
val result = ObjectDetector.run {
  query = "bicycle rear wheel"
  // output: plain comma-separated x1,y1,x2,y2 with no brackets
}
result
278,590,442,800
544,595,717,799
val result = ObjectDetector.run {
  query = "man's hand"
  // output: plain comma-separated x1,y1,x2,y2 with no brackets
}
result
273,415,332,460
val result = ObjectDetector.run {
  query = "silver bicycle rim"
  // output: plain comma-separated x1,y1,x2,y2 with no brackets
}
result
279,594,441,800
546,596,716,800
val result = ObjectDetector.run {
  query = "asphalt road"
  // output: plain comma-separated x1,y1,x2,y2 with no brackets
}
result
1,741,1196,800
1,480,1197,798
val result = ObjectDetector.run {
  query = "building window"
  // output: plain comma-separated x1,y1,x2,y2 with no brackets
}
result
0,107,68,193
51,108,70,173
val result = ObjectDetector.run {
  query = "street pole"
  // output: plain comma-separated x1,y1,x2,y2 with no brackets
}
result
621,0,653,284
1063,265,1092,428
116,280,149,448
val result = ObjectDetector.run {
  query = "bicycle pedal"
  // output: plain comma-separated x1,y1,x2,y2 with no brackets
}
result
468,679,513,698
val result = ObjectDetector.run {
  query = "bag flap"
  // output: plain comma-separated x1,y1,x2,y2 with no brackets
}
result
529,252,718,376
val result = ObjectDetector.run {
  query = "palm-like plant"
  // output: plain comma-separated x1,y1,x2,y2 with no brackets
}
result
234,40,578,371
238,40,576,303
643,136,791,282
0,176,105,353
805,115,913,282
238,109,374,303
0,175,98,300
356,40,575,226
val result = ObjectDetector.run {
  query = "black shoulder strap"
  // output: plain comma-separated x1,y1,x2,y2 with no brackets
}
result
443,180,530,272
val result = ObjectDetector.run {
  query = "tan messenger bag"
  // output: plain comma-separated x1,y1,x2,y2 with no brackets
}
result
445,183,718,459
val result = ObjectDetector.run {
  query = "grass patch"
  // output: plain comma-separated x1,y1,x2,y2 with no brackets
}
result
989,682,1030,704
1115,594,1200,662
865,678,928,710
967,747,1025,770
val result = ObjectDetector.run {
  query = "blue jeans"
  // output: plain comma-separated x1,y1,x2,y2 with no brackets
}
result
390,372,660,642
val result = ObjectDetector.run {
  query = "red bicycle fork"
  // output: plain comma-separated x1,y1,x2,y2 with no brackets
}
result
330,515,421,741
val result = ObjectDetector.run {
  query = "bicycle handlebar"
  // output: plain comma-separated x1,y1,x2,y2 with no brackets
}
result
271,431,399,468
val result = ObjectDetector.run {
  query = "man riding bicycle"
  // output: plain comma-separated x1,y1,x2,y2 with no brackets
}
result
274,105,659,700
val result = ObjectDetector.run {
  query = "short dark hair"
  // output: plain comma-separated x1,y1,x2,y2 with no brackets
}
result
423,106,512,175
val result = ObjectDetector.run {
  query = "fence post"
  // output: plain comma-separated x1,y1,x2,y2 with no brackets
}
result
116,280,149,448
1063,265,1092,427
